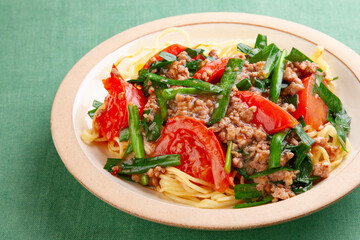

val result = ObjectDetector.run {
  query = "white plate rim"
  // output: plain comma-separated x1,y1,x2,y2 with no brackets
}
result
51,12,360,230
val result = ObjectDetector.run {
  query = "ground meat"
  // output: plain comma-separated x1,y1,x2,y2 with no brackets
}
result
282,64,304,96
146,166,166,178
283,82,304,96
211,92,261,144
167,60,190,80
167,94,215,122
142,167,166,188
231,150,243,168
280,151,295,166
314,136,327,146
291,60,319,78
211,91,270,172
248,141,270,172
143,92,159,122
283,66,301,83
199,59,211,68
238,61,266,80
253,177,296,202
208,49,218,58
147,57,157,67
271,184,295,202
282,60,319,96
177,51,192,62
268,170,299,186
313,136,340,162
131,174,141,183
325,145,340,162
313,161,331,178
281,103,296,113
253,176,271,192
234,53,246,60
289,137,299,146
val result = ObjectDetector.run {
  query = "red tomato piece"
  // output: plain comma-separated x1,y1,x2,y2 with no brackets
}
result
193,58,230,83
292,74,328,130
94,65,147,140
142,44,187,69
152,116,232,192
236,91,298,134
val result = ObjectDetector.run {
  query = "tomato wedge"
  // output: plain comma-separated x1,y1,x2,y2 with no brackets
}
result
193,58,229,83
292,74,328,130
236,91,298,134
142,44,187,69
152,116,232,192
94,65,147,140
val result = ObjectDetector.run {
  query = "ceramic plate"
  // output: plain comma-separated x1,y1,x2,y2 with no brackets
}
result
51,13,360,230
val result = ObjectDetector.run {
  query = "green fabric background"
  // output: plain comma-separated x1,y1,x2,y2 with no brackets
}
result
1,0,359,239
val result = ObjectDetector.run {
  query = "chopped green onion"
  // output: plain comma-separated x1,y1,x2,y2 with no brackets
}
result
128,104,145,158
293,124,315,146
104,158,124,172
236,79,252,91
327,110,351,151
123,141,133,157
92,100,103,108
234,183,262,199
286,47,312,62
87,109,97,119
105,154,181,175
291,181,312,195
288,142,311,169
318,82,351,150
295,155,313,184
149,61,173,72
318,83,343,113
234,195,273,208
250,43,281,78
254,34,267,49
146,113,163,142
143,72,223,93
224,141,232,174
312,72,325,95
158,51,177,61
186,60,202,75
284,95,298,109
145,82,172,142
87,100,103,119
237,43,254,55
286,48,323,72
130,68,149,85
119,128,130,142
120,154,181,174
268,131,287,169
269,49,287,103
140,109,151,136
152,80,168,119
297,116,306,127
252,79,267,92
209,59,245,125
162,87,209,100
236,167,251,181
185,48,204,58
309,176,321,181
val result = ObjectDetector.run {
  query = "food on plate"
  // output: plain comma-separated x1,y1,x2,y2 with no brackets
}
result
82,29,351,209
